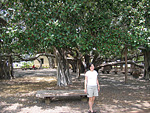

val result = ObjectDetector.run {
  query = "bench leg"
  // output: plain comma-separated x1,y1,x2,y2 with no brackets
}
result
80,96,88,102
37,98,43,103
45,97,51,104
106,71,110,74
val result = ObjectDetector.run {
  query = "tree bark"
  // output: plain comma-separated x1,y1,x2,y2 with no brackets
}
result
85,54,90,70
124,46,128,84
143,49,150,80
68,59,77,73
37,58,42,69
55,48,72,86
9,56,14,78
48,56,55,68
76,59,81,78
0,58,11,79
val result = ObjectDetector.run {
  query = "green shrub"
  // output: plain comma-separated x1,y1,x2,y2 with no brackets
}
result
21,62,33,68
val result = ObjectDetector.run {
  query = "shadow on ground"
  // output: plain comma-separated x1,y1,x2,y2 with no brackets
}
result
0,69,150,113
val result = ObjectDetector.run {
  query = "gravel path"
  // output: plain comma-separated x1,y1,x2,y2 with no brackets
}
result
0,69,150,113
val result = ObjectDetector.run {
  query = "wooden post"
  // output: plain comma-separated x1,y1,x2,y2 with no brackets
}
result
45,97,51,104
76,58,81,78
80,95,88,102
124,45,128,84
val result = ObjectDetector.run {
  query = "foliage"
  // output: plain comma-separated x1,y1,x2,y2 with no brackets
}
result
0,0,149,59
21,62,33,68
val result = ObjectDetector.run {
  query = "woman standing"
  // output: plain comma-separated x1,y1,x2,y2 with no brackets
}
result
84,63,100,113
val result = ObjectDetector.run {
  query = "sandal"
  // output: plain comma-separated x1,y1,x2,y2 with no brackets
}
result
88,110,96,113
91,110,97,113
88,110,91,113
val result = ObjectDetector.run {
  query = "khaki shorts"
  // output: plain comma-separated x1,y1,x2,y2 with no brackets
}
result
87,85,98,97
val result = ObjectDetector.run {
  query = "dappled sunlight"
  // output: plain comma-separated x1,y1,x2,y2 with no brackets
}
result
33,76,57,82
112,99,119,103
98,104,126,113
100,84,109,87
1,100,86,113
20,76,57,83
4,103,23,111
18,106,44,113
97,99,150,113
142,101,150,107
98,73,150,112
0,69,89,113
123,85,147,90
123,100,150,108
16,105,82,113
0,69,150,113
0,76,57,97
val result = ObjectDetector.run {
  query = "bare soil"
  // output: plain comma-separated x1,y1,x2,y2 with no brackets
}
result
0,69,150,113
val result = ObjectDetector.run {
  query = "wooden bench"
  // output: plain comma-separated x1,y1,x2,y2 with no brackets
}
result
36,89,87,104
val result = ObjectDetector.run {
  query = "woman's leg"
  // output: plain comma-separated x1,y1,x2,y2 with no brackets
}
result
92,96,95,106
89,96,95,112
89,97,93,112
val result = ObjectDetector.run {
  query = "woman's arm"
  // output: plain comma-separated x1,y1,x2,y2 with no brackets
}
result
97,78,100,92
84,76,87,93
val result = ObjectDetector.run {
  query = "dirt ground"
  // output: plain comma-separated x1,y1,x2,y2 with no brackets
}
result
0,69,150,113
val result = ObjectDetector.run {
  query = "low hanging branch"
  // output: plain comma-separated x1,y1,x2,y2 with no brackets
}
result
95,61,144,70
0,53,55,61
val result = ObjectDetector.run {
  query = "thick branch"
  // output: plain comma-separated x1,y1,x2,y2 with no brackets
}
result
96,61,144,70
0,53,55,61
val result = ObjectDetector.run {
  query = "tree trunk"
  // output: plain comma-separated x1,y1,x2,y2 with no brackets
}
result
143,49,150,80
124,46,128,84
0,58,12,79
68,59,76,73
48,56,55,68
55,48,72,86
3,60,10,79
37,58,42,69
85,54,90,70
8,56,14,78
120,52,123,71
76,59,81,78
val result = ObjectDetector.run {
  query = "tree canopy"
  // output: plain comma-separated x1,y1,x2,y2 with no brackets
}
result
0,0,150,84
1,0,149,58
